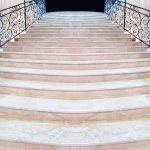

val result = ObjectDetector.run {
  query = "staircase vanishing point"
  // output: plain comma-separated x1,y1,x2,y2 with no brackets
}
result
0,11,150,150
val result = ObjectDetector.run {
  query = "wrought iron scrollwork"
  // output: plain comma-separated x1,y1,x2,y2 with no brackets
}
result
0,0,45,47
105,0,150,47
105,0,117,14
34,0,46,14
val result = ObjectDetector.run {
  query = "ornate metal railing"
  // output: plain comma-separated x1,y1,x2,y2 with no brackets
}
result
0,0,46,47
105,0,150,47
105,0,117,14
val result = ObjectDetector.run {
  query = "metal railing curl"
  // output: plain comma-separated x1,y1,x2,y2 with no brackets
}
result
105,0,150,47
0,0,46,47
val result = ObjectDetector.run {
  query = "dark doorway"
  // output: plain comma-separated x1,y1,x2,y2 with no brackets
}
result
46,0,105,12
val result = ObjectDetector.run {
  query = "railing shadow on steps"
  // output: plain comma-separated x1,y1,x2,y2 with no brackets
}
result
0,0,46,47
105,0,150,48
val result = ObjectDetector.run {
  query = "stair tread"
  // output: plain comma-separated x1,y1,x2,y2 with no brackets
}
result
0,119,149,145
0,78,149,91
0,66,150,76
3,51,148,55
0,58,150,64
4,45,146,48
0,94,150,113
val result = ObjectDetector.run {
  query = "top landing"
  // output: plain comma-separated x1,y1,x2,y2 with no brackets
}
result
42,11,107,18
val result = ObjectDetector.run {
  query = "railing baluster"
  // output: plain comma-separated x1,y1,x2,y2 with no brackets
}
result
24,0,27,30
124,0,126,31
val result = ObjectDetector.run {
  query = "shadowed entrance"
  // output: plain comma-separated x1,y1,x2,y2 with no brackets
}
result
45,0,105,12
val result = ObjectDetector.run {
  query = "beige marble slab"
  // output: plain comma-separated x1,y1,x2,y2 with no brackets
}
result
0,119,149,145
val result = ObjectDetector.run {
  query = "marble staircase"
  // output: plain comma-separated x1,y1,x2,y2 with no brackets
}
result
0,11,150,150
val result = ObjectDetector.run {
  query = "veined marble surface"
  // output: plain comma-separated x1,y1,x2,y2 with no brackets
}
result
0,78,149,91
0,94,149,113
0,58,150,64
0,66,149,76
0,119,149,145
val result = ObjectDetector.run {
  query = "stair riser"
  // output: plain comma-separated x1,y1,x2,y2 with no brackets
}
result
4,47,146,53
0,72,149,83
0,61,150,70
0,86,149,100
1,54,149,60
0,107,149,122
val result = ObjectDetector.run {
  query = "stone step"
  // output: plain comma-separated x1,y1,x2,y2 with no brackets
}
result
0,58,150,70
37,21,112,24
28,26,123,30
31,24,117,27
0,66,149,82
0,78,149,99
39,17,110,20
1,52,150,61
19,37,132,42
27,30,123,34
8,41,143,47
19,33,134,38
41,16,108,19
28,28,121,31
0,94,149,121
4,46,147,53
0,119,149,148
